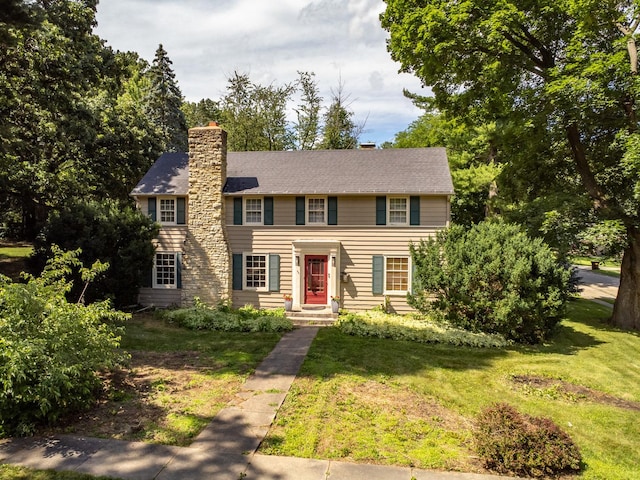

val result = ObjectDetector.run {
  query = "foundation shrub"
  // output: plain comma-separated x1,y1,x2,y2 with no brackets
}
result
160,300,293,333
474,403,582,478
409,221,571,344
336,310,508,348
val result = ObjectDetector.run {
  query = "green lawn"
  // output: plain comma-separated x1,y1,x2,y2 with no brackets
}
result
571,256,621,278
0,465,120,480
0,246,33,259
261,300,640,479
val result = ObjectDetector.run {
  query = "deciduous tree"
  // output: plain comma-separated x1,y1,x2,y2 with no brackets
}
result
381,0,640,329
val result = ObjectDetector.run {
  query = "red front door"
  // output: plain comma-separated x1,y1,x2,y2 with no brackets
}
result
305,255,328,304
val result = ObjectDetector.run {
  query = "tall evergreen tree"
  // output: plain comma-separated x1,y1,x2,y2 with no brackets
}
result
319,81,362,150
145,44,187,152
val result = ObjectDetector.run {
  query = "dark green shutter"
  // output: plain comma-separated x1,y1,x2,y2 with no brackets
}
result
376,196,386,225
372,255,384,294
143,265,153,288
176,252,182,288
328,196,338,225
411,261,417,294
269,254,280,292
176,198,186,225
296,196,305,225
232,254,243,290
410,196,420,226
264,197,274,225
148,197,157,221
233,198,243,225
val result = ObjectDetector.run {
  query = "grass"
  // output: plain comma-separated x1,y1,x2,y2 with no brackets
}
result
0,465,120,479
41,313,284,447
0,246,32,259
261,300,640,479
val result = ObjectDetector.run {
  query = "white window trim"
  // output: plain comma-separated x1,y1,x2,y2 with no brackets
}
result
383,255,411,295
243,252,269,291
244,196,264,225
387,196,409,226
158,196,177,226
153,252,177,289
307,196,327,225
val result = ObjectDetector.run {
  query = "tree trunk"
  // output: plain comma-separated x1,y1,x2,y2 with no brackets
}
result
611,229,640,330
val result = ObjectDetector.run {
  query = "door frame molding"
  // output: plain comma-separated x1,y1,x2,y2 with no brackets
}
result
291,240,341,310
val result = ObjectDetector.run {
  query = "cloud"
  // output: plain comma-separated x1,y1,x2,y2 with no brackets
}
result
95,0,426,145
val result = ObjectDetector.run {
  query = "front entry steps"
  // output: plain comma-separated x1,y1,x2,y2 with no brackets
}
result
286,307,338,326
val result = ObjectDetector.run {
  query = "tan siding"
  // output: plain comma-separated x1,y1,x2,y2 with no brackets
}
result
421,196,449,226
138,287,181,307
227,226,442,313
337,196,375,225
225,195,449,227
155,226,187,251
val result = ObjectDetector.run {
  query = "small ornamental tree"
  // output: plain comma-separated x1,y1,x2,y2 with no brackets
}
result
0,247,129,437
409,221,571,343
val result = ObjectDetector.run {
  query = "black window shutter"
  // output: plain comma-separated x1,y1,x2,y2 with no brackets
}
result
264,197,274,225
232,254,243,290
375,196,386,225
328,196,338,225
177,198,186,225
410,196,420,226
269,254,280,292
233,198,243,225
142,265,153,288
372,255,384,294
148,197,157,221
296,196,305,225
176,252,182,288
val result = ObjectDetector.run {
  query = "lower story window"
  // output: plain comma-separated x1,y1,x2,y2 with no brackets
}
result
245,254,267,290
385,256,409,293
154,253,176,288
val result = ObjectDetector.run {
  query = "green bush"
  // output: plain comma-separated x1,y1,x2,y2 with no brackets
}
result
474,403,582,477
159,299,294,333
409,221,571,343
0,248,129,437
32,199,158,307
336,310,508,348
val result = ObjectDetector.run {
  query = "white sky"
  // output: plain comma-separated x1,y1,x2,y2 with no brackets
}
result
94,0,428,146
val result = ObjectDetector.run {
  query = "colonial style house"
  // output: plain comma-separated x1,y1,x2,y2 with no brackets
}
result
130,123,453,313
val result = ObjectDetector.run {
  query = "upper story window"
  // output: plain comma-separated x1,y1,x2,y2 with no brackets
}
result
245,197,263,225
307,197,326,225
160,198,176,224
388,197,408,225
147,197,186,225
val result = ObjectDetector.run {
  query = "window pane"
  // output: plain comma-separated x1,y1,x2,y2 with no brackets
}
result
246,255,267,288
245,198,262,224
389,197,407,224
160,199,176,223
308,198,325,224
385,257,408,292
155,253,176,286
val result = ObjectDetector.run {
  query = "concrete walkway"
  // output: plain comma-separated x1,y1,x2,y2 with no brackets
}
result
0,326,519,480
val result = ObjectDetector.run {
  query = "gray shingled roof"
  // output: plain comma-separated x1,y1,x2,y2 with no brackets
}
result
130,148,453,196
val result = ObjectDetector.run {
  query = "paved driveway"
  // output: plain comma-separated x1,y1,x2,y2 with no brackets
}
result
574,265,619,306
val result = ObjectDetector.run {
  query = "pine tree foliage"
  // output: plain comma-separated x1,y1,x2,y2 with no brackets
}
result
145,44,188,152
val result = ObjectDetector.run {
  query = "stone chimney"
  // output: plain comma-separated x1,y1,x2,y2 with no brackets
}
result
181,122,231,305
